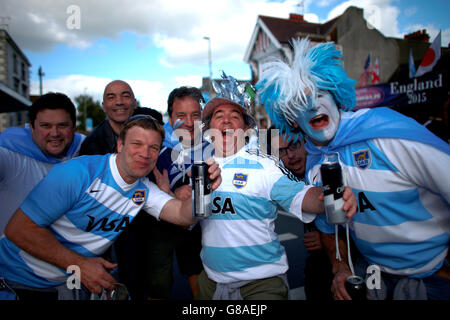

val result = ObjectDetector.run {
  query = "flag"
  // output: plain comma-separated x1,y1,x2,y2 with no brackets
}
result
409,49,416,78
364,53,371,71
371,57,380,84
415,31,441,77
359,54,371,86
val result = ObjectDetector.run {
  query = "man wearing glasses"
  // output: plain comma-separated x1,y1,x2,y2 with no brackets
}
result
268,127,307,178
267,126,334,300
0,116,221,300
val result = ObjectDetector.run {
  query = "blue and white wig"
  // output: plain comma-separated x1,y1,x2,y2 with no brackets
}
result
257,37,356,140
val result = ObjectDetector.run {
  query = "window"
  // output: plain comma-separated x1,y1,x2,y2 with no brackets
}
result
13,53,18,74
13,77,19,92
21,62,26,80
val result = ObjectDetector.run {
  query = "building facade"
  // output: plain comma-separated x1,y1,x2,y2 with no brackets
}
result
244,6,449,130
0,29,32,131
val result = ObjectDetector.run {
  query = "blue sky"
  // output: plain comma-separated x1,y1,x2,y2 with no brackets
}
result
1,0,449,114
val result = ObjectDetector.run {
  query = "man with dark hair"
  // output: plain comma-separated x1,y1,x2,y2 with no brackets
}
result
167,86,204,120
162,86,207,196
146,86,208,299
28,92,77,128
267,125,334,300
0,116,222,300
0,92,85,236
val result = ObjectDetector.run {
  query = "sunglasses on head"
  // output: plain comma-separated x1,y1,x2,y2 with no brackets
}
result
124,114,159,126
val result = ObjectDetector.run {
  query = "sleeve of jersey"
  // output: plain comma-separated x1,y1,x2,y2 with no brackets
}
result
268,165,316,223
0,147,11,182
157,149,191,191
141,179,174,220
371,138,450,205
20,161,83,227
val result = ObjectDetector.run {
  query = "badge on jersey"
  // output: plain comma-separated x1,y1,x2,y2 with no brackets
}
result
353,149,371,169
232,173,248,189
132,190,146,205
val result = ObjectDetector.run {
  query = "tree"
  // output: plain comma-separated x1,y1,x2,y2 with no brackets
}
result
75,94,105,133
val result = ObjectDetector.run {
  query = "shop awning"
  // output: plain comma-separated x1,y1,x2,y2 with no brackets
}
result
0,82,32,113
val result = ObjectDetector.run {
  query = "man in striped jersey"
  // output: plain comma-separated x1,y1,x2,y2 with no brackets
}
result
257,38,450,300
0,116,221,300
195,73,357,300
146,86,211,299
0,92,85,237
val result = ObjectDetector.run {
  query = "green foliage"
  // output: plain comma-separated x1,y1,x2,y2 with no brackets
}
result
75,94,105,132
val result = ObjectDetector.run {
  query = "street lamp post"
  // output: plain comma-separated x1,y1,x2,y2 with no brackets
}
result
203,36,212,80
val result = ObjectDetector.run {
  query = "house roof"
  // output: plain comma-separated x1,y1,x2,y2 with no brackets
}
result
244,13,341,62
259,14,338,44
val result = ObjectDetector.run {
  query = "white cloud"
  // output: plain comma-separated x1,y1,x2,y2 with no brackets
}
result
30,75,167,113
304,13,319,23
0,0,302,68
2,0,447,59
4,0,448,101
174,75,203,88
316,0,341,7
30,75,108,103
404,6,418,17
443,29,450,47
128,79,166,111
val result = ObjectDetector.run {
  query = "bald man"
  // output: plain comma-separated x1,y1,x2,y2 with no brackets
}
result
79,80,137,155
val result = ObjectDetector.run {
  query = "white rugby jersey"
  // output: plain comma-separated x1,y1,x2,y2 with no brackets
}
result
309,136,450,278
0,154,173,288
0,127,85,236
0,147,53,236
200,146,315,284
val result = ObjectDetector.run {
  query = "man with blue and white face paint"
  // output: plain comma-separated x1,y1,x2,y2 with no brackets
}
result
258,38,450,300
293,91,341,145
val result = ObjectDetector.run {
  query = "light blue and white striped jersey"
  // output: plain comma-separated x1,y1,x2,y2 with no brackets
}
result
307,109,450,278
0,154,173,288
0,127,85,236
200,146,315,284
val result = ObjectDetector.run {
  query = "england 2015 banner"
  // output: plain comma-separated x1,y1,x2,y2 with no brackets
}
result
355,71,446,110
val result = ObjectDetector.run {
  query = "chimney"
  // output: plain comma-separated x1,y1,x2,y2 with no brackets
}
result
404,29,430,43
289,13,305,22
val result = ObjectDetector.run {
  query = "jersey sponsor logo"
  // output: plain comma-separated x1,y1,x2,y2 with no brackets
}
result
358,192,376,212
131,190,146,205
353,149,372,169
86,215,130,232
212,196,236,215
232,173,248,189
